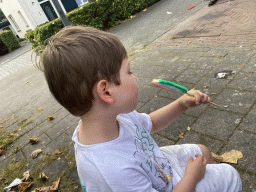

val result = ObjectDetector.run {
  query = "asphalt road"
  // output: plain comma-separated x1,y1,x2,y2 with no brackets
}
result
109,0,209,50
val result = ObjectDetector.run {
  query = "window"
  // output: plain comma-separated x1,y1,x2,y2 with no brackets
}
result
8,15,20,31
18,11,29,27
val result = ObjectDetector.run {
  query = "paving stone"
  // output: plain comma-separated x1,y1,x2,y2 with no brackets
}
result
154,73,178,82
242,57,256,72
203,47,230,57
65,113,80,124
0,104,12,122
189,57,221,69
137,77,152,88
0,112,16,129
43,133,72,154
176,131,224,153
191,108,243,141
138,66,166,78
175,69,209,84
232,47,256,52
0,151,26,172
185,103,210,117
206,63,244,79
42,158,69,182
227,72,256,92
176,52,205,62
221,130,256,174
66,123,79,137
22,133,51,159
5,121,21,133
166,62,191,74
46,118,75,140
138,96,174,114
212,89,255,114
6,134,30,157
151,134,175,147
158,115,197,142
238,170,256,192
138,85,161,103
221,52,255,65
238,104,256,133
27,120,54,138
194,77,230,100
47,107,70,124
59,167,82,191
136,102,146,111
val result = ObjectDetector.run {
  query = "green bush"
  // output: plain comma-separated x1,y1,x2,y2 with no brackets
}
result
0,30,20,51
25,0,160,54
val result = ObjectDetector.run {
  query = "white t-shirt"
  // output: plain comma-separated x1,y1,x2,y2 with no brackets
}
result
72,110,173,192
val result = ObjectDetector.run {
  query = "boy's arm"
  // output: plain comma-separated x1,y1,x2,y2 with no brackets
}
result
149,89,210,134
149,98,186,134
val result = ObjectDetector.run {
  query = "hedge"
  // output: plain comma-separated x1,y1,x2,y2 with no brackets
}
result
0,30,20,51
25,0,160,54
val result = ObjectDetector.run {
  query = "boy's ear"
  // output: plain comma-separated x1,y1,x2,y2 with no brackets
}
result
95,80,114,104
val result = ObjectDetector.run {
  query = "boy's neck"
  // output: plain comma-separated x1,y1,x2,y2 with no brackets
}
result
78,109,120,145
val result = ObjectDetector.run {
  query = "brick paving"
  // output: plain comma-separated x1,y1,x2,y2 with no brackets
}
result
1,0,256,191
152,0,256,48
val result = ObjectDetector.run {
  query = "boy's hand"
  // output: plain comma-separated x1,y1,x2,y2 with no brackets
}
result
178,88,210,109
184,154,207,183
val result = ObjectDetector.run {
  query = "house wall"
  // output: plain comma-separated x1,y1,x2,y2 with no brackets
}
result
0,0,37,38
0,0,86,38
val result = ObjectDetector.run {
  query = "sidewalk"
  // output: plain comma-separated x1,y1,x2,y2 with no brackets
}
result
1,0,256,191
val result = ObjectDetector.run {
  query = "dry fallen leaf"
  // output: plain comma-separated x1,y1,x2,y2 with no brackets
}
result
0,145,3,149
0,149,4,156
221,150,243,164
31,149,42,159
48,116,54,121
203,85,209,88
130,15,135,19
143,8,147,11
179,132,185,139
187,41,191,45
211,93,217,95
211,150,243,164
38,107,43,112
211,152,223,164
48,148,61,156
244,77,247,80
34,178,60,192
39,172,49,181
187,126,191,131
156,44,161,47
22,170,30,182
17,181,33,191
29,137,38,144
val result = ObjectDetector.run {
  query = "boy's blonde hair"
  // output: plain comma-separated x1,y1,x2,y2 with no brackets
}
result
40,25,127,116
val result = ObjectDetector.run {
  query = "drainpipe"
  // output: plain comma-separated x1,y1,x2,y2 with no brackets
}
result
50,0,70,26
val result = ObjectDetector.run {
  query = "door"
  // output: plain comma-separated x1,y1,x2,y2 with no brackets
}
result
40,1,58,21
61,0,78,12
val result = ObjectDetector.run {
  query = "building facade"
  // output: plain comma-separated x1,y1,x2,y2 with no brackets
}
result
0,0,87,38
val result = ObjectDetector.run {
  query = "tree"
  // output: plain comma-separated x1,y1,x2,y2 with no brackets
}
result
0,8,6,22
88,0,96,3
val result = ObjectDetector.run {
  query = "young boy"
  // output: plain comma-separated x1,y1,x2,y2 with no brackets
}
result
40,25,242,192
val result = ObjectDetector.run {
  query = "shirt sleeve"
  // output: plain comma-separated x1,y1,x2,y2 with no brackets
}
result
130,110,153,133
